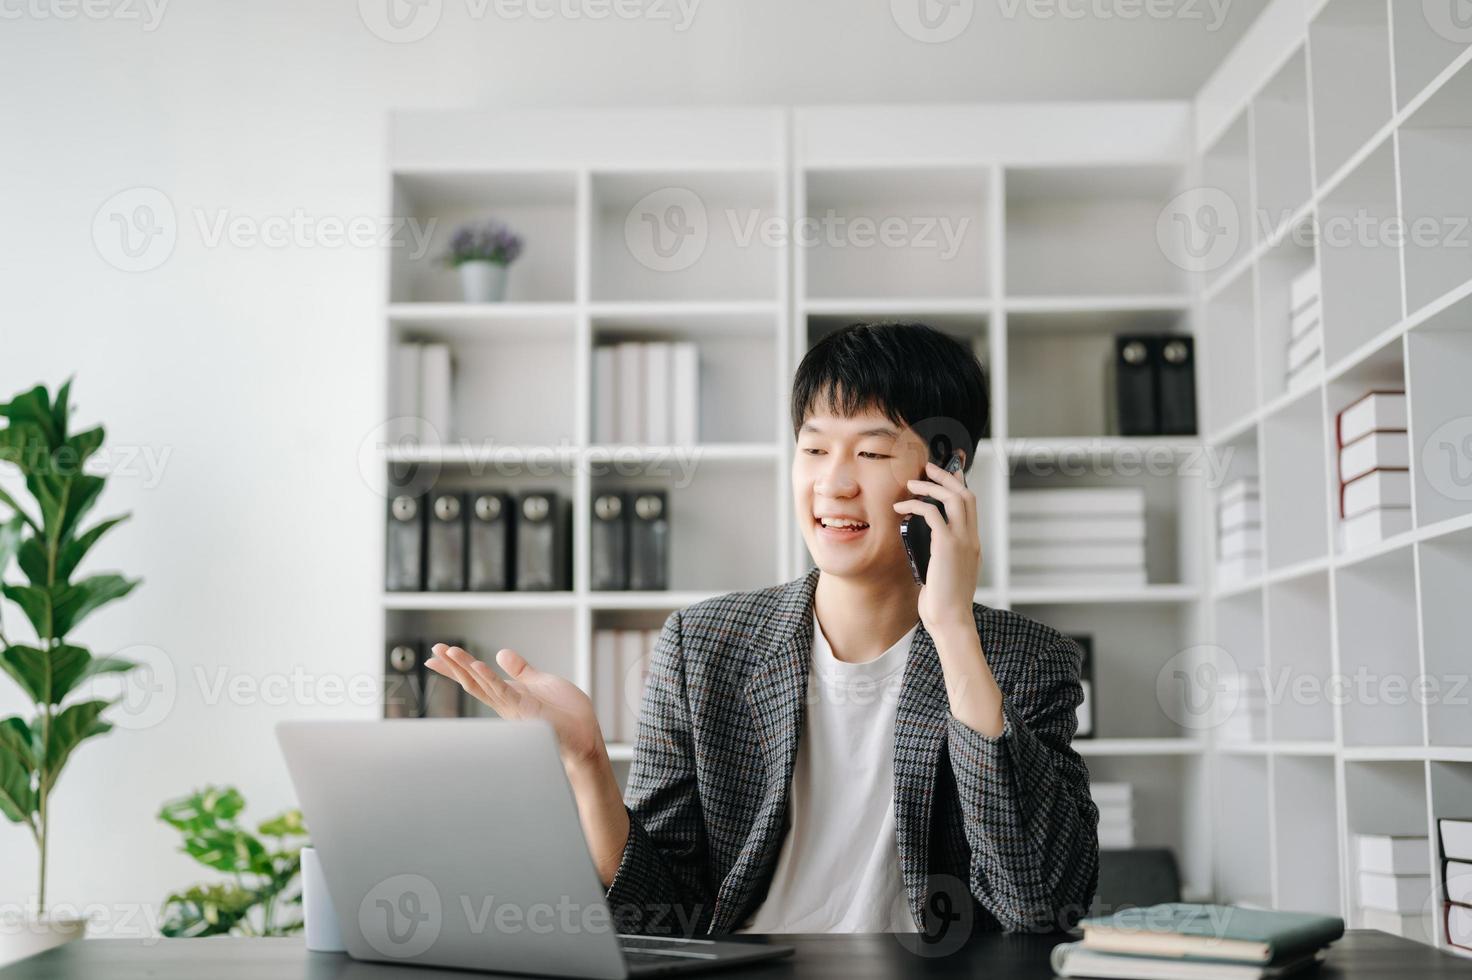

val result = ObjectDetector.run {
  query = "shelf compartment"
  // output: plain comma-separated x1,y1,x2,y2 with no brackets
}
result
1005,166,1185,298
1429,762,1472,949
592,462,778,594
1390,1,1472,111
591,170,779,303
1212,754,1273,907
803,167,989,301
1344,760,1434,932
1251,50,1314,245
1085,755,1212,903
1335,546,1424,747
593,316,778,446
1417,527,1472,748
1213,589,1268,745
1202,272,1258,436
390,171,577,304
1199,115,1254,286
1008,465,1194,588
1012,602,1194,740
1261,390,1331,570
1317,142,1404,367
1272,755,1342,914
1308,0,1395,182
1397,58,1472,315
1406,315,1472,534
384,608,578,717
1265,571,1336,743
1255,215,1319,406
1007,307,1189,440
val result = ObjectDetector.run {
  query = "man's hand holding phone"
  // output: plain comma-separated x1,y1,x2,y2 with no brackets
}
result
892,457,983,638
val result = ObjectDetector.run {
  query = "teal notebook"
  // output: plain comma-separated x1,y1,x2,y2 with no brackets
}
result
1079,903,1344,964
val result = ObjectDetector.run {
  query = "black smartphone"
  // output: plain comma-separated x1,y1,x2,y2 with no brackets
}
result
900,448,966,586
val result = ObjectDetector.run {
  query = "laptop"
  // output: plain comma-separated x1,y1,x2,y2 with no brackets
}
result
276,719,793,978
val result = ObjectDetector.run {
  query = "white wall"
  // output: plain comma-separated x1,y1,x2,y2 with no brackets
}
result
0,0,1264,931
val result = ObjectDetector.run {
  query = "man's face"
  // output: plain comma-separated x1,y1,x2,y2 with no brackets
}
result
791,403,933,582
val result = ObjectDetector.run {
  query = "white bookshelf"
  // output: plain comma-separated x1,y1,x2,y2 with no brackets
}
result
379,100,1248,909
1193,0,1472,956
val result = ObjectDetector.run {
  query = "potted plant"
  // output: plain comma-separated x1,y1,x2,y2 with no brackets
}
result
442,220,525,303
0,381,141,965
157,786,308,938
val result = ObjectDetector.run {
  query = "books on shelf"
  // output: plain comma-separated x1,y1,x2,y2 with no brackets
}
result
1335,392,1410,553
594,339,699,444
1440,818,1472,862
1092,782,1134,848
1053,902,1343,979
1009,487,1147,587
1441,818,1472,951
1358,872,1432,914
391,341,456,444
1290,266,1320,315
1216,477,1261,583
593,627,658,745
1355,834,1430,876
1444,860,1472,906
1447,903,1472,953
1218,670,1266,743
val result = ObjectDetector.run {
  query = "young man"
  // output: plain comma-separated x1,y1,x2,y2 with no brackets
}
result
425,322,1099,938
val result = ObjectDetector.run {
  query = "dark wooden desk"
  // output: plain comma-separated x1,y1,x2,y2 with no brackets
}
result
3,932,1470,979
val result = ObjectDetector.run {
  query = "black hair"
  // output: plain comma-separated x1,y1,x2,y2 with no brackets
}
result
790,322,990,473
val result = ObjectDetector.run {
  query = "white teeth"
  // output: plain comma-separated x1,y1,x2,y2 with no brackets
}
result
819,517,868,530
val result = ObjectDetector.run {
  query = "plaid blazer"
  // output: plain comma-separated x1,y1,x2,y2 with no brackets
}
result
604,566,1099,936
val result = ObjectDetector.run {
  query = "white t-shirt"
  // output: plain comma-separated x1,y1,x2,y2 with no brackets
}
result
735,613,920,934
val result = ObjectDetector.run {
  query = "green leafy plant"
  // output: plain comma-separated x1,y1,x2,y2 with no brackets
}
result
0,380,141,915
158,786,309,937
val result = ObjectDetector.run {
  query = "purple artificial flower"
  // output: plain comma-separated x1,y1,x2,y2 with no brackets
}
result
443,219,525,266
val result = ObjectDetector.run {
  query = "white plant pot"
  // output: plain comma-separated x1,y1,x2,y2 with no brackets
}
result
457,261,509,303
0,913,86,968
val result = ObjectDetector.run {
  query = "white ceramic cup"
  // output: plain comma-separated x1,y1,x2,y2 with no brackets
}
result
300,846,346,953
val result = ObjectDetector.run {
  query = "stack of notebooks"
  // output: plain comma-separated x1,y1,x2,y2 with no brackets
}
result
593,340,700,444
1010,487,1147,589
1286,266,1323,394
1335,390,1410,552
1217,669,1266,743
1052,903,1344,979
1216,477,1261,583
592,628,658,744
1441,818,1472,953
391,341,454,444
1355,833,1433,943
1093,782,1134,849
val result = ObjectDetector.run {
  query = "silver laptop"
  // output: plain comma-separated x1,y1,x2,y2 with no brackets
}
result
276,719,792,978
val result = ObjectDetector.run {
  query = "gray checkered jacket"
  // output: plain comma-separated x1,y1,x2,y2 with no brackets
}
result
604,566,1099,936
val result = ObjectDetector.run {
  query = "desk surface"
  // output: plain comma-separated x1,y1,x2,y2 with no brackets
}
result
3,932,1470,979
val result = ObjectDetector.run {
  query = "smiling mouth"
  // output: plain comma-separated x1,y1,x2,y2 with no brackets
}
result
816,517,870,534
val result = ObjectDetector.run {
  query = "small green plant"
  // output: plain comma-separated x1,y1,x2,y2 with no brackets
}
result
158,786,309,938
0,380,141,916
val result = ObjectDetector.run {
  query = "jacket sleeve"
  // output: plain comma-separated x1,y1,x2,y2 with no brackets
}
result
603,609,716,936
944,632,1099,932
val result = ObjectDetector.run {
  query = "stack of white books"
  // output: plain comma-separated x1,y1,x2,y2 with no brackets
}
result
1355,833,1433,944
1009,487,1147,589
1217,668,1267,743
391,341,455,445
1092,782,1135,849
1287,266,1324,393
1335,391,1410,552
593,341,700,445
592,628,659,745
1217,477,1261,583
1441,818,1472,954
